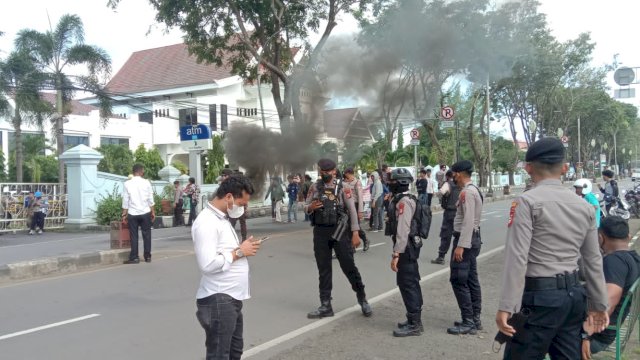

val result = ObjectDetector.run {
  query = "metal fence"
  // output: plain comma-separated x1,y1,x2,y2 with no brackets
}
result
0,183,67,233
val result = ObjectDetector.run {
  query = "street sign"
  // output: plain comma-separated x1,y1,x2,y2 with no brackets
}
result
410,128,420,139
180,124,211,141
181,138,213,151
441,106,455,119
410,139,420,146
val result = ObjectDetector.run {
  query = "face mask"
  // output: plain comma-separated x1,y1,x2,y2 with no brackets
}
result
321,173,333,183
389,183,401,194
227,199,245,219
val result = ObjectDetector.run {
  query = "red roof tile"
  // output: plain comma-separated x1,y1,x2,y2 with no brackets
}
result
40,92,97,116
106,43,234,95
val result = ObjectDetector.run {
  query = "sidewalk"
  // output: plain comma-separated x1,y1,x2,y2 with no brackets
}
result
258,224,640,360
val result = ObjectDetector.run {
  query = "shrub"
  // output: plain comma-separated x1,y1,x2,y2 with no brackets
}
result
95,186,123,226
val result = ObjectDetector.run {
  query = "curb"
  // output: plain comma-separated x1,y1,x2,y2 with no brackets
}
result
0,249,129,284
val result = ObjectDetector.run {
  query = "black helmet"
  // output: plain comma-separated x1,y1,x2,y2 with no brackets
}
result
390,168,413,185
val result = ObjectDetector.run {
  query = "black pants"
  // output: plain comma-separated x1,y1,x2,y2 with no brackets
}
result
503,285,586,360
397,252,423,314
438,210,456,257
174,200,184,226
313,226,366,301
188,201,198,225
427,193,433,207
30,212,45,231
196,293,243,360
127,213,152,260
450,234,481,320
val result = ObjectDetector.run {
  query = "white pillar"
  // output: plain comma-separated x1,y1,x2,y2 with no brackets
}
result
60,145,104,229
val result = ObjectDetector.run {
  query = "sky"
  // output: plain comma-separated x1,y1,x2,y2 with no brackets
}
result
1,0,639,142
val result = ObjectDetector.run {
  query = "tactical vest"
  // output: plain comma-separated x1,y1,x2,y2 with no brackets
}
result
312,180,341,226
441,180,461,211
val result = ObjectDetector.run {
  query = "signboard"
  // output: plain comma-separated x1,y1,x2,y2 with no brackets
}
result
181,138,213,151
180,124,211,141
410,128,420,139
441,106,455,119
410,139,420,146
441,122,454,129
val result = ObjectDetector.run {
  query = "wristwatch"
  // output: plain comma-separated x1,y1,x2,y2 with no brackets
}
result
234,248,245,259
580,332,590,341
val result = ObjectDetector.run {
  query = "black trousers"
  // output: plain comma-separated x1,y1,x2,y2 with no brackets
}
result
503,285,586,360
127,213,152,260
30,212,45,231
174,200,184,226
427,193,433,207
188,201,199,225
196,293,243,360
438,210,456,257
450,234,481,320
397,251,423,314
313,226,366,301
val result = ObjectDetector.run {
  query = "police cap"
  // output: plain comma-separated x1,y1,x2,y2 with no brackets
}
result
317,158,337,171
221,168,233,176
451,160,473,174
525,137,565,164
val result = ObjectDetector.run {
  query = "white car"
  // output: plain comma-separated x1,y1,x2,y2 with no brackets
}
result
632,169,640,182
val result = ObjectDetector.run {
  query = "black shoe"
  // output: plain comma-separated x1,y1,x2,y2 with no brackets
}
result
307,300,334,319
358,299,373,317
145,257,151,263
362,237,370,252
397,320,424,332
123,258,140,264
454,317,482,331
394,313,423,337
447,319,477,335
430,256,445,265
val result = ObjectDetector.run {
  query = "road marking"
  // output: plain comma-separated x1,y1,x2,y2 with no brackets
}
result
243,245,506,358
0,314,100,341
355,242,386,251
483,211,498,215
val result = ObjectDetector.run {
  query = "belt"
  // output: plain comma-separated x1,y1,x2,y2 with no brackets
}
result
524,271,581,291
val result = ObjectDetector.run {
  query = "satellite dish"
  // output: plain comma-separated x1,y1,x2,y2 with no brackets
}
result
614,67,635,86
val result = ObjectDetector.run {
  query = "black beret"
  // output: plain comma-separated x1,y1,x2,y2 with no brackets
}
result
221,169,233,176
317,158,337,171
451,160,473,173
525,137,565,164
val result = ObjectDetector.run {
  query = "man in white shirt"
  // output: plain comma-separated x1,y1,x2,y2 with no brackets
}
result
122,163,155,264
192,174,261,360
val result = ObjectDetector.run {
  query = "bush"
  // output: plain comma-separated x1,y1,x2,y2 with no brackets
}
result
95,186,123,226
97,144,134,176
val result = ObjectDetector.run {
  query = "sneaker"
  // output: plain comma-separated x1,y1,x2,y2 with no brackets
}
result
37,229,43,235
28,230,35,235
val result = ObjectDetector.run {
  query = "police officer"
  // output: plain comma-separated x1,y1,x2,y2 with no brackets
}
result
305,159,372,318
447,160,483,335
496,137,609,359
386,168,424,337
432,170,459,265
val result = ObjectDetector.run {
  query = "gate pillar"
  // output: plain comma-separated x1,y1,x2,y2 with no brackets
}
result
60,145,104,230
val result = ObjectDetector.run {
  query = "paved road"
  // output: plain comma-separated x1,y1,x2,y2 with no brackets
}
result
0,198,514,359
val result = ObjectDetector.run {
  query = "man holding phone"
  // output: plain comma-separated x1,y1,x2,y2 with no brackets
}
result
192,174,260,360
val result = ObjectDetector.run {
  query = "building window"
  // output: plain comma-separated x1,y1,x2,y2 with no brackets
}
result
63,135,89,150
100,137,129,147
179,107,198,126
8,132,46,155
139,112,153,124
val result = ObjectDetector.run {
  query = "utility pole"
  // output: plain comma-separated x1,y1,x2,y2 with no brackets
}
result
486,77,493,195
577,116,581,178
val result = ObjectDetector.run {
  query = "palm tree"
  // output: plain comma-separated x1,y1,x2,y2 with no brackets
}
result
0,51,52,182
15,14,111,184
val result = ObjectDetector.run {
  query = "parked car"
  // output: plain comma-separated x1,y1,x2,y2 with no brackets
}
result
632,168,640,182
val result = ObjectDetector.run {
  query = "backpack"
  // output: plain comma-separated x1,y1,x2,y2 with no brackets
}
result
389,193,432,240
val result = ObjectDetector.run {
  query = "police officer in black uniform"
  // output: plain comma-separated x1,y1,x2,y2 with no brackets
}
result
432,170,460,265
386,168,424,337
305,159,372,318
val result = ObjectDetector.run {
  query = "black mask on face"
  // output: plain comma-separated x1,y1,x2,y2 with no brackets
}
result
321,173,333,183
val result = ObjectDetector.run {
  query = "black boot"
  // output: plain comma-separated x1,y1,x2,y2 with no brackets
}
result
357,293,373,317
362,235,370,252
430,256,445,265
397,313,424,332
393,313,423,337
447,318,477,335
454,315,482,330
307,300,334,319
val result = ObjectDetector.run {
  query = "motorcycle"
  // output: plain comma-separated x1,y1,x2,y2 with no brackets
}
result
623,188,640,218
598,195,631,220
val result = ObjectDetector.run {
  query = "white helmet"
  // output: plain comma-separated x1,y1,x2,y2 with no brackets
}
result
573,178,593,194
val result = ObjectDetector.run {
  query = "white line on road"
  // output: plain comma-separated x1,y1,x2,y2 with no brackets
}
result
243,245,506,358
483,211,498,215
0,314,100,341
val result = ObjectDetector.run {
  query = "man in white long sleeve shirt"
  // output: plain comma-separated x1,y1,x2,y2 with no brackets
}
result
192,174,260,360
122,163,155,264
